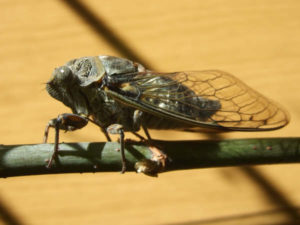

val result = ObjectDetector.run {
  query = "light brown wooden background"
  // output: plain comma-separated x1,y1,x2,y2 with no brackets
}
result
1,0,300,224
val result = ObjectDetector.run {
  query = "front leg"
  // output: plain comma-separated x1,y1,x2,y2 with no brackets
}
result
43,113,89,168
106,124,126,173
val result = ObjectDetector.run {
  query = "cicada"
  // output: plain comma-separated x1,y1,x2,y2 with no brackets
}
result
44,55,289,173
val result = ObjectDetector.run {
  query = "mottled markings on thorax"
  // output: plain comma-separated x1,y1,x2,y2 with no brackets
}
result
120,82,140,97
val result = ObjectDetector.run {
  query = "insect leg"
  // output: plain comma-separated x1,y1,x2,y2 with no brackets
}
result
43,123,51,143
86,117,112,142
141,124,167,169
46,118,60,168
44,113,89,168
106,124,127,173
101,127,112,142
131,131,146,141
127,110,146,141
142,124,152,141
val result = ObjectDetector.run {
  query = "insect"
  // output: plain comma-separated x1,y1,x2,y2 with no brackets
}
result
44,55,289,173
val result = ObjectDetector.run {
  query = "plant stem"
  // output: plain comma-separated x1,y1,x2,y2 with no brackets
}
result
0,138,299,177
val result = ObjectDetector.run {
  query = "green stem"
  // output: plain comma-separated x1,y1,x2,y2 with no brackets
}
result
0,138,299,177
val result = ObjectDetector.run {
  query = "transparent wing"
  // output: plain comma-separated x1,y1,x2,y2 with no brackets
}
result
106,70,289,131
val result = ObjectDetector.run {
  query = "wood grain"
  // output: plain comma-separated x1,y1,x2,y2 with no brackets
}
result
0,0,300,224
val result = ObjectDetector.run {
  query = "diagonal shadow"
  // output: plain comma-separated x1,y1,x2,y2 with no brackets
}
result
60,0,152,69
241,166,300,220
60,0,299,222
0,196,26,225
53,142,105,166
42,142,113,172
163,206,300,225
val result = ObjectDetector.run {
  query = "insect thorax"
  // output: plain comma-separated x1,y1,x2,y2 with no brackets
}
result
86,88,139,131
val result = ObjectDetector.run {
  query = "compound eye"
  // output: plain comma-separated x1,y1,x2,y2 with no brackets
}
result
53,66,72,82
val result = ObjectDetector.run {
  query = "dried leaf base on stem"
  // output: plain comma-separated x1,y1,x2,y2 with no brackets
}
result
0,138,299,178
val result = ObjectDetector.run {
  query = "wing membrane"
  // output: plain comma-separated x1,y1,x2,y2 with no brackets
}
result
106,70,289,131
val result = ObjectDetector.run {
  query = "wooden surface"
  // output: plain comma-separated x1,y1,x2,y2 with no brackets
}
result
0,0,300,224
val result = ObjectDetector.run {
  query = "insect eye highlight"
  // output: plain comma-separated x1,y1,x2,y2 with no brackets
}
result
52,66,73,83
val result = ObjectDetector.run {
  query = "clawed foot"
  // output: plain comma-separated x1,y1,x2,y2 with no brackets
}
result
45,152,57,169
134,143,168,176
148,145,167,168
